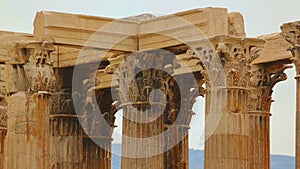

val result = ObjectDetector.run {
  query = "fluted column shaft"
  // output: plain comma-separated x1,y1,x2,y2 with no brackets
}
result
121,104,164,169
163,76,199,169
247,64,289,169
82,137,112,169
295,46,300,169
205,88,249,168
5,92,50,169
248,112,270,169
164,125,189,169
0,97,6,169
115,52,176,169
0,129,6,169
49,91,82,169
295,43,300,169
297,74,300,169
2,41,56,169
81,89,117,169
281,21,300,169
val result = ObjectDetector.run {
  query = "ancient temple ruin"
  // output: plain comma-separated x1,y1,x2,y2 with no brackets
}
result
0,7,299,169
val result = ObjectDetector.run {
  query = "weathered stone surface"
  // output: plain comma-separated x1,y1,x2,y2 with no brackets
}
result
5,41,56,93
248,64,290,169
0,7,299,169
4,92,50,169
122,13,156,22
139,8,229,50
0,31,33,57
252,33,293,64
163,75,201,169
228,12,246,37
281,21,300,169
34,11,138,51
49,91,82,169
32,7,245,68
115,51,172,169
202,36,264,169
0,96,6,169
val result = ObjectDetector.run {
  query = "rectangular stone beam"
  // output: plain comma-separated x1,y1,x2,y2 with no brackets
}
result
252,33,293,65
33,11,139,51
31,7,252,68
51,45,122,68
139,8,229,50
0,31,33,57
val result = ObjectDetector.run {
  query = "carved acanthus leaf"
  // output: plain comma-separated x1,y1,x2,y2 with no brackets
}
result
280,30,298,46
75,76,118,137
217,42,250,87
185,47,223,88
264,64,292,89
50,91,75,115
115,51,176,106
281,22,300,74
8,41,56,92
248,64,291,112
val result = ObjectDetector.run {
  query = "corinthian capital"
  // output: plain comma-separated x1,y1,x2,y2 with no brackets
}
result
210,36,264,88
281,21,300,75
114,50,177,105
248,64,291,112
281,21,300,47
6,41,56,92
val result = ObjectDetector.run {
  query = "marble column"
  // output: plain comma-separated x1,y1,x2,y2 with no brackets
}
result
248,65,289,169
248,113,270,169
114,51,176,169
163,75,202,169
164,125,190,169
49,91,82,169
0,96,6,169
281,21,300,169
82,137,112,169
81,89,117,169
4,41,55,169
0,129,5,169
205,88,249,168
121,103,165,169
297,74,300,169
5,92,52,169
203,36,265,169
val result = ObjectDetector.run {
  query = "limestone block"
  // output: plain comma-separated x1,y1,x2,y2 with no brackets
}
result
252,33,293,64
33,11,138,51
0,31,33,57
228,12,246,37
139,8,229,50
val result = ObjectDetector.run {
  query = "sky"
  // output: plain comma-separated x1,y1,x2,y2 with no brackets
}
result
1,0,299,156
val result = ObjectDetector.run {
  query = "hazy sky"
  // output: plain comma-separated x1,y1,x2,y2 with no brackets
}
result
1,0,299,156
